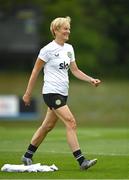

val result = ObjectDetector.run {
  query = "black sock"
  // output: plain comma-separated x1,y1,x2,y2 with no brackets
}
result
73,149,85,166
24,144,38,159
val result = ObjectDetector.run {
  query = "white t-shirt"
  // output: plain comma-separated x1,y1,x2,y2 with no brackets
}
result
38,40,75,96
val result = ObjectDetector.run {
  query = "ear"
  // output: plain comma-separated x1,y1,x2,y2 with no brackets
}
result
55,27,59,32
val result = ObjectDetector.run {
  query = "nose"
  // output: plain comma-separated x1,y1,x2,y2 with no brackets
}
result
67,29,70,34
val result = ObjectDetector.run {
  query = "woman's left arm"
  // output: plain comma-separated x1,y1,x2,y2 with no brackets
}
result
70,61,101,87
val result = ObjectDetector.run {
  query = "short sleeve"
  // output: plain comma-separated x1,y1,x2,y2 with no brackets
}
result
38,47,49,62
70,45,75,62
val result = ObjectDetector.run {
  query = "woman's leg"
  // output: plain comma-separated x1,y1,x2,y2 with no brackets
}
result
22,108,58,165
53,105,97,170
31,108,58,146
53,105,79,152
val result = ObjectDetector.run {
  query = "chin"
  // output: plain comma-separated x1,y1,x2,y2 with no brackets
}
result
64,37,69,42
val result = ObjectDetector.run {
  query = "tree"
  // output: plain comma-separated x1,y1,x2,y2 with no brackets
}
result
1,0,129,77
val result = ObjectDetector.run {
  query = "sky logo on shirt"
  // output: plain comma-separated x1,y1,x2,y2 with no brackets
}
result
59,61,69,70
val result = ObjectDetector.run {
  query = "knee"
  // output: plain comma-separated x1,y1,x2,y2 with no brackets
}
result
41,123,54,133
65,116,77,130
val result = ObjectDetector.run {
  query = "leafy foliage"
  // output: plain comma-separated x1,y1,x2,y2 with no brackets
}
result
1,0,129,77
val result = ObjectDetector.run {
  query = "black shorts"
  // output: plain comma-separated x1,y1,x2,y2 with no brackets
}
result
43,93,68,110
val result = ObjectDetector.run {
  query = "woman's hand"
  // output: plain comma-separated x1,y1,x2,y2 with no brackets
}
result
23,93,31,106
90,78,101,87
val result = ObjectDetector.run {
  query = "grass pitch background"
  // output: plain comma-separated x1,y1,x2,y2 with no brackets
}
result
0,126,128,179
0,73,129,179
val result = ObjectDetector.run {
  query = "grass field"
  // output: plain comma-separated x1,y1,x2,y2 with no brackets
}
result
0,73,129,179
0,124,128,179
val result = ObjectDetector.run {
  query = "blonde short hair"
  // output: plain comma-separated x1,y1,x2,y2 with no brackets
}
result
50,16,71,37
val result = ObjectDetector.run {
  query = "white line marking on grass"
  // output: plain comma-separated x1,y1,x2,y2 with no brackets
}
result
43,150,129,156
0,149,128,156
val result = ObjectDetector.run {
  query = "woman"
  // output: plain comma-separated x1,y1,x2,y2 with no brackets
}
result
22,16,101,170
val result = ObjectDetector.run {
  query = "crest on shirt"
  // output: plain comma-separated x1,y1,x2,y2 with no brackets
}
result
67,51,72,59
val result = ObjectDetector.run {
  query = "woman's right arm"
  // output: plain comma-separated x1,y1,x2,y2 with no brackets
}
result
23,58,45,106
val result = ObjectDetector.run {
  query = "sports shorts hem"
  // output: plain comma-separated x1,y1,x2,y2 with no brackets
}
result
43,93,68,110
